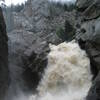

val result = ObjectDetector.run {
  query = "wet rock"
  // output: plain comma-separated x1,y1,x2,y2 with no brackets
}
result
21,24,62,91
76,18,100,42
87,72,100,100
85,42,100,100
78,39,99,80
21,33,62,92
0,7,9,100
22,41,50,91
75,0,100,99
76,18,100,74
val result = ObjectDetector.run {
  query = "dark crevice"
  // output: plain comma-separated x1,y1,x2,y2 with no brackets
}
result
78,39,99,80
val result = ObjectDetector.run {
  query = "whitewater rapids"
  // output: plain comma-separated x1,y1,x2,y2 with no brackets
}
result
28,40,92,100
10,41,92,100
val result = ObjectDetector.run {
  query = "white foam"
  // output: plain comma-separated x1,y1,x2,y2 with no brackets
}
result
36,41,92,100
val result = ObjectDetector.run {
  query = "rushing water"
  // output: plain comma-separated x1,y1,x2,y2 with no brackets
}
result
30,40,92,100
6,40,92,100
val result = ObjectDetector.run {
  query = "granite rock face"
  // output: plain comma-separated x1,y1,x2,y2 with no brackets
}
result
75,0,100,100
83,0,100,20
86,72,100,100
76,0,94,11
23,42,49,91
0,7,9,100
5,0,64,92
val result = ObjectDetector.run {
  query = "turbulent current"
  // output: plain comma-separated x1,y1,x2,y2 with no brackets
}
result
7,41,92,100
30,40,92,100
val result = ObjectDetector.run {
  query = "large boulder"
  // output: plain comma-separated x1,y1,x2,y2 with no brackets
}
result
86,72,100,100
76,18,100,43
0,7,9,100
22,33,62,91
85,41,100,100
23,41,49,91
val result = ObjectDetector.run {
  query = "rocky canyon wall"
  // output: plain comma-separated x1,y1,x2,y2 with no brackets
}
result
0,7,9,100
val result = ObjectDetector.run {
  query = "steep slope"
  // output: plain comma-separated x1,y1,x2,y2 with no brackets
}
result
75,0,100,99
0,7,9,100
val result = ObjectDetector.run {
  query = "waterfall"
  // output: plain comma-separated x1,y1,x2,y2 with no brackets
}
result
30,40,92,100
6,40,92,100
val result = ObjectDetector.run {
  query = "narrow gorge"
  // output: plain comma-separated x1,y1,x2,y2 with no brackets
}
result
0,0,100,100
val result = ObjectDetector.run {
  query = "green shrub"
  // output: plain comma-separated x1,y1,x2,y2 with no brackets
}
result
56,27,66,40
56,25,75,41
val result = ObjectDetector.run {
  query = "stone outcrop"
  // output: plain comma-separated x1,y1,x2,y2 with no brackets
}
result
23,42,49,91
7,30,36,95
75,0,100,100
6,0,65,92
76,0,94,11
0,7,9,100
87,72,100,100
83,0,100,20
